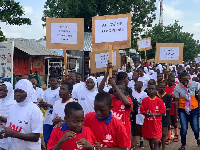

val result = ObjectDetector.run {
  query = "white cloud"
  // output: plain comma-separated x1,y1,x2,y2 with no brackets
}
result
24,6,33,15
170,0,181,6
163,4,184,20
194,23,200,27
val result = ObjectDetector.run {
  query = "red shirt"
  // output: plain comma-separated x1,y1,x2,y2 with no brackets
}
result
111,94,133,146
165,85,175,115
47,123,96,150
140,96,166,139
84,112,130,148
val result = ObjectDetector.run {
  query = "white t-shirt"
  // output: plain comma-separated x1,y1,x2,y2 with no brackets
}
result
128,80,135,90
31,88,37,103
52,98,75,120
78,89,98,116
72,83,85,99
43,87,61,125
35,87,44,104
138,75,150,91
6,102,43,150
132,90,147,125
127,72,133,80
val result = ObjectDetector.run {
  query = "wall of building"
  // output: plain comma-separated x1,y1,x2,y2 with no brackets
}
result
31,56,45,77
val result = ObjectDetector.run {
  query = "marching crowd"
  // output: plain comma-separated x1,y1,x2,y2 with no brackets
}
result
0,61,200,150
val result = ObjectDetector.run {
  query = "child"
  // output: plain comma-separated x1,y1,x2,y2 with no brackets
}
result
0,79,43,150
140,84,166,150
156,73,164,85
84,92,130,149
39,74,61,145
52,82,74,125
128,71,139,90
77,76,98,115
108,80,133,147
0,82,16,150
30,77,44,104
157,82,171,150
47,102,96,150
165,74,179,144
133,81,148,148
126,67,133,81
138,67,150,91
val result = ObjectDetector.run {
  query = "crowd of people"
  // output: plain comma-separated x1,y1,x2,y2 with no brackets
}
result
0,61,200,150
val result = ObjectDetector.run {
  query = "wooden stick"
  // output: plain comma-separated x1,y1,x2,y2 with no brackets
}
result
109,45,113,78
145,49,147,62
63,49,68,76
167,63,169,71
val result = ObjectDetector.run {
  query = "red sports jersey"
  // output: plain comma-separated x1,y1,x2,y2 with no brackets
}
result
140,96,166,140
110,94,133,146
165,85,175,115
84,112,130,148
47,123,96,150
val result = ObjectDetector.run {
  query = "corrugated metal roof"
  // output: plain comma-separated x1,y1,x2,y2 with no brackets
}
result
7,38,61,56
84,32,92,51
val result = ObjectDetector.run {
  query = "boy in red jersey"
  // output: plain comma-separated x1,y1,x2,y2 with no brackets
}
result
140,84,166,150
47,102,96,150
108,79,133,147
84,92,130,149
165,74,179,144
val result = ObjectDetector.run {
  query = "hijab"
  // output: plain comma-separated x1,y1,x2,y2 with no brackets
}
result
86,76,97,92
15,79,34,107
0,82,16,118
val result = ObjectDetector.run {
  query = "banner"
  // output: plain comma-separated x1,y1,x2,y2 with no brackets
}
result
0,41,14,83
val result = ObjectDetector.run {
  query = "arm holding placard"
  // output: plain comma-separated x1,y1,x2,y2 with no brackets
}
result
98,63,112,93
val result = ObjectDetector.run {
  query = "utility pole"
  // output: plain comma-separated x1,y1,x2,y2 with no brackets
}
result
159,0,164,25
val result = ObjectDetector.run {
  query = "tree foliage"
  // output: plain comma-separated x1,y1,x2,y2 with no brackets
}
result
0,0,31,42
42,0,157,45
141,21,200,61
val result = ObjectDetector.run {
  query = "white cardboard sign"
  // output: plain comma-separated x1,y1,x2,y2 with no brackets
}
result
95,51,116,68
195,57,200,63
51,23,77,44
160,47,179,61
95,18,128,43
138,39,151,49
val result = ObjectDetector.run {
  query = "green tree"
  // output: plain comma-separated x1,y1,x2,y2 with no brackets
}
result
141,21,200,61
42,0,157,45
0,0,31,42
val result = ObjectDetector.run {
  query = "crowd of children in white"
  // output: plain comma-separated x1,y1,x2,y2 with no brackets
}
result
0,61,200,150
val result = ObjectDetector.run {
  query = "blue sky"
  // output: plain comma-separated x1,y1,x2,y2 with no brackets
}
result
0,0,200,41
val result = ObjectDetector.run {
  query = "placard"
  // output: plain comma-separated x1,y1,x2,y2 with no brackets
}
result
89,50,121,73
92,14,131,51
46,18,84,50
0,41,14,83
155,43,184,64
137,37,152,51
194,57,200,63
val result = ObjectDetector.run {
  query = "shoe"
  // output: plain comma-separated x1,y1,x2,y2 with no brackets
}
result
165,139,171,145
139,141,144,148
173,135,179,142
178,146,185,150
197,139,200,147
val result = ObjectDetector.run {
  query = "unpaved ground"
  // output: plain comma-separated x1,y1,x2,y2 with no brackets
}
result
135,126,200,150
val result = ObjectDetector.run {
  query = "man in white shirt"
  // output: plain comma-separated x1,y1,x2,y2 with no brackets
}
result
138,67,150,91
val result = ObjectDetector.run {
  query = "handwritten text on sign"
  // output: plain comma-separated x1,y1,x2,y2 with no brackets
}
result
95,52,116,68
138,39,151,49
95,18,128,43
51,23,77,44
160,47,179,61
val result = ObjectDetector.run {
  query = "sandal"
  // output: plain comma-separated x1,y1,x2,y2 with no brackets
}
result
178,146,185,150
173,135,179,142
165,139,171,145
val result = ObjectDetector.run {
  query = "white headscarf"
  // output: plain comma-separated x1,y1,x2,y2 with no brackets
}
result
15,79,33,107
86,76,97,92
0,82,16,118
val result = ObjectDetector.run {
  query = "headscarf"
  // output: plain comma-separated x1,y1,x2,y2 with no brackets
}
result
15,79,33,107
0,82,16,118
180,82,191,114
86,76,97,92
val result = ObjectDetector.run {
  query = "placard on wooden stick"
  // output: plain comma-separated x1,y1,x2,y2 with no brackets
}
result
155,43,184,65
46,18,84,50
92,14,132,51
137,37,152,51
89,50,121,73
194,56,200,63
